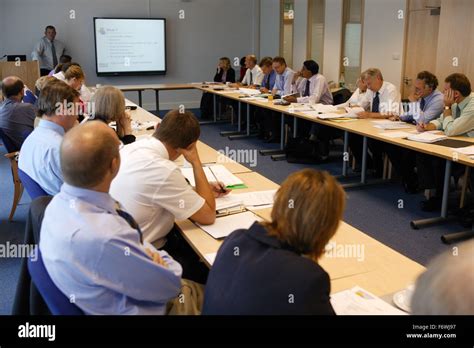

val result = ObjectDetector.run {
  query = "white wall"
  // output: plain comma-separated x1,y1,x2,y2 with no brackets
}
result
259,0,280,58
0,0,257,110
361,0,406,89
322,0,343,85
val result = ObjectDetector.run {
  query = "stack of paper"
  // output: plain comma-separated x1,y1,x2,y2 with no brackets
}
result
452,145,474,155
180,165,246,189
345,106,365,118
379,131,412,139
407,132,448,143
238,88,261,96
216,190,277,210
372,120,411,130
197,211,262,239
330,286,407,315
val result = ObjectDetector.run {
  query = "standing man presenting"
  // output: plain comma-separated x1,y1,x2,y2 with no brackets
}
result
32,26,67,76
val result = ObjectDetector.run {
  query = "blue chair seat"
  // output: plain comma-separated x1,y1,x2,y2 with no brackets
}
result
28,247,84,315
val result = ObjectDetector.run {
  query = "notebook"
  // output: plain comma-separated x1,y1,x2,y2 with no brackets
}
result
197,211,262,239
407,132,448,143
180,165,245,188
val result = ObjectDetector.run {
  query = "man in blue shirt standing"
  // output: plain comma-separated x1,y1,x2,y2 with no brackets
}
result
19,80,79,195
0,77,36,151
40,121,203,314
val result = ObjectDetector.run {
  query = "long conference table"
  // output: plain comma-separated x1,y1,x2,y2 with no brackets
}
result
130,101,425,304
120,83,474,236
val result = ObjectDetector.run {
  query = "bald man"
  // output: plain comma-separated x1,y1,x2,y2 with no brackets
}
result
232,54,263,87
39,121,201,315
0,76,36,150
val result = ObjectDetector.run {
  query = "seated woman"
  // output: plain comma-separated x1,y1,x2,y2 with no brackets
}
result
203,169,346,315
200,57,235,119
91,86,136,144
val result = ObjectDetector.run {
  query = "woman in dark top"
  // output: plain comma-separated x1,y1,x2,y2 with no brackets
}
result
90,86,136,144
200,57,235,119
203,169,346,315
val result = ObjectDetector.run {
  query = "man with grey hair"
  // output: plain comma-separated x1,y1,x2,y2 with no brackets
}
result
40,121,203,314
348,68,401,177
411,240,474,315
232,54,264,87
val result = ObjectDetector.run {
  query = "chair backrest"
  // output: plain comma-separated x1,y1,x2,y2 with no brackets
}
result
18,168,49,199
0,128,17,153
332,88,353,106
27,247,84,315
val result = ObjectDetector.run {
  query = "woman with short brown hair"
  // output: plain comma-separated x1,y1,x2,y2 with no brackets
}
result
203,169,346,315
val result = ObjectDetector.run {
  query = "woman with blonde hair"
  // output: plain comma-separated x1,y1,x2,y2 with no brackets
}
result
91,86,135,144
203,169,346,315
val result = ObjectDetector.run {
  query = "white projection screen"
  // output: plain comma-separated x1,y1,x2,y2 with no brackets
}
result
94,18,167,76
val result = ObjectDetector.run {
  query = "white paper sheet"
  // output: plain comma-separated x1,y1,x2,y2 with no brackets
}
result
216,190,277,210
452,145,474,155
407,132,448,143
180,165,244,187
197,211,262,239
379,131,412,139
330,286,407,315
204,252,217,266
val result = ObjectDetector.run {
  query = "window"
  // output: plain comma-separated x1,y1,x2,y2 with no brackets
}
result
280,0,295,68
307,0,325,70
340,0,364,90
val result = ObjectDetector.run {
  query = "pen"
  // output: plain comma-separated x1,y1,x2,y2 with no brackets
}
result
208,166,227,193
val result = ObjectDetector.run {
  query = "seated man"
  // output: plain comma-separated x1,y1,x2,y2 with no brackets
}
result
285,60,334,144
348,68,401,176
384,71,445,193
255,56,276,139
19,80,79,195
203,169,345,315
110,110,229,282
416,73,474,211
335,75,367,108
231,54,264,87
411,240,474,315
40,121,201,315
262,57,296,142
0,76,36,150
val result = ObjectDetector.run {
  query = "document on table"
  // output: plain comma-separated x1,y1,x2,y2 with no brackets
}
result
197,211,262,239
345,106,365,118
216,190,277,210
379,131,413,139
330,286,407,315
407,132,448,143
238,88,261,96
204,252,217,266
451,145,474,155
180,165,245,188
372,120,412,130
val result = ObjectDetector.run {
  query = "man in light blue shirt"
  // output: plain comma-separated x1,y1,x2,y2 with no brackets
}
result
399,71,444,124
272,56,295,96
19,80,79,195
32,25,67,76
40,121,185,315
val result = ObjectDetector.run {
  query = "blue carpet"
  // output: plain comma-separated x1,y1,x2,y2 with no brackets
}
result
0,108,468,314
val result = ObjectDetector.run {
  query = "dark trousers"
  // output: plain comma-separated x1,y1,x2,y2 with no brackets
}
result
384,145,417,182
312,124,343,156
261,109,280,137
348,134,384,175
161,227,209,284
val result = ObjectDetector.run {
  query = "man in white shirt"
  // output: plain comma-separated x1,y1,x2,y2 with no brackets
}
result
110,110,229,282
285,60,333,105
31,26,66,76
336,76,368,108
232,55,263,87
349,68,402,177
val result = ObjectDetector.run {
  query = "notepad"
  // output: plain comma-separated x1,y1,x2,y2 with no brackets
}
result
216,190,277,210
180,165,245,188
197,211,262,239
407,132,448,143
330,286,407,315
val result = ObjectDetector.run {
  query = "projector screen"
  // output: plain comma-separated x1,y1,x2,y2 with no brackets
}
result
94,18,167,76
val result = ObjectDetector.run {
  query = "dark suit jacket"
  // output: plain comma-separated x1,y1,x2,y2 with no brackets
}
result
12,196,53,315
203,222,336,315
213,67,236,83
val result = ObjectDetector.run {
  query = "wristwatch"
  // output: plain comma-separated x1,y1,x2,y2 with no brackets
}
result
444,106,451,110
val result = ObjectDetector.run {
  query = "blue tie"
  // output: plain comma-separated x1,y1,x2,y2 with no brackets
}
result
372,92,380,113
116,208,143,244
420,98,426,111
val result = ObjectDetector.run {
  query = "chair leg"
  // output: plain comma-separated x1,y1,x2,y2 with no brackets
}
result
9,179,23,221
